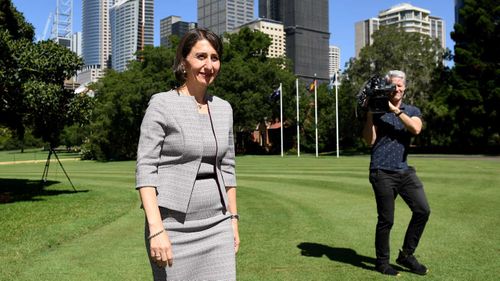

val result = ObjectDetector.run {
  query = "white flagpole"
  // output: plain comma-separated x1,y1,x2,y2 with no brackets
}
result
280,83,283,157
314,74,318,158
335,72,339,158
296,78,300,157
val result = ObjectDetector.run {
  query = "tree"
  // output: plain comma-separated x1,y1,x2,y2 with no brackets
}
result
1,0,86,150
87,46,177,160
214,28,298,153
0,0,35,149
340,25,447,149
450,0,500,149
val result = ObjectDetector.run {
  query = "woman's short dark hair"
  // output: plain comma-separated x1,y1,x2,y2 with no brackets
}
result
173,28,223,84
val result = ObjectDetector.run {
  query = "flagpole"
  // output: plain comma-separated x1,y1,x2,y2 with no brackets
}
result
280,83,283,157
335,71,339,158
314,74,318,158
296,78,300,157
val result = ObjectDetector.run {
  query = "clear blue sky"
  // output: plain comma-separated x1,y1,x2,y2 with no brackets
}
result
12,0,455,70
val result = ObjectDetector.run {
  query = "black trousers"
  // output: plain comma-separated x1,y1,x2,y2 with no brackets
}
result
369,167,430,265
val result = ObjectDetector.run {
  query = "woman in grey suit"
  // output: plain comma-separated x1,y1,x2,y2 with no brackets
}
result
136,28,239,280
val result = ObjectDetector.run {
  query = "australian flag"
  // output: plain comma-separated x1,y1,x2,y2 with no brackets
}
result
269,87,280,102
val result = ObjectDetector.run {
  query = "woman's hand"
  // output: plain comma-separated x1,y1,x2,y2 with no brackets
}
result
150,231,174,268
232,219,240,254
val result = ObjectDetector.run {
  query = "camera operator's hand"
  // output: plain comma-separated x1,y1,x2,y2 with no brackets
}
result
388,101,399,114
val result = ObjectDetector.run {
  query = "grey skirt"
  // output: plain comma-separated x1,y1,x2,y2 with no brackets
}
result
145,177,236,281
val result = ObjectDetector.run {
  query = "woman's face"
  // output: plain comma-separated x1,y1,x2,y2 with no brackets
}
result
183,39,220,88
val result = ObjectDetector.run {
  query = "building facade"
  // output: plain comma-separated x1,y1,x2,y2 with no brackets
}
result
455,0,465,24
355,3,446,58
198,0,254,36
234,18,285,58
160,16,197,47
354,18,379,58
71,32,82,57
109,0,154,72
329,45,340,77
259,0,330,81
80,0,113,83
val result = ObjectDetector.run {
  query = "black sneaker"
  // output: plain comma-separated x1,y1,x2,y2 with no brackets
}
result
396,250,429,275
375,264,401,276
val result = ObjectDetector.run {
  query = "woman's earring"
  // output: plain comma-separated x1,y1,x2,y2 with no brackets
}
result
181,64,186,74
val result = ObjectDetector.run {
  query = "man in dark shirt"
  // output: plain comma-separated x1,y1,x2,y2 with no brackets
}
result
363,70,430,276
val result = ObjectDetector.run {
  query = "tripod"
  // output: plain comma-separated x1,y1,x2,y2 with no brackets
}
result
41,148,77,192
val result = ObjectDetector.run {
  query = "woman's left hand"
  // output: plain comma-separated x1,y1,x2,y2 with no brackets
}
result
231,219,240,254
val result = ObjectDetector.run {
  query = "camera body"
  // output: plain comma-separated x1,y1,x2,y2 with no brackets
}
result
357,75,396,113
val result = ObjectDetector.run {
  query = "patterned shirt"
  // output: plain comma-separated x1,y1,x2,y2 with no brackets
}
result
369,103,422,171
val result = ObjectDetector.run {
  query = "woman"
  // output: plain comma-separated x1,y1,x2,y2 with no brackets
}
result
136,28,239,280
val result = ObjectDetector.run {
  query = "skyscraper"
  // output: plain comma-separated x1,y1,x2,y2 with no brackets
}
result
198,0,254,36
329,45,340,77
80,0,113,84
455,0,465,24
259,0,330,80
109,0,154,72
160,16,197,47
234,18,286,58
354,18,379,58
355,3,446,58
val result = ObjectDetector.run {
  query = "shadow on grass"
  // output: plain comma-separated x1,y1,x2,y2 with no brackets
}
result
298,242,379,272
0,178,89,204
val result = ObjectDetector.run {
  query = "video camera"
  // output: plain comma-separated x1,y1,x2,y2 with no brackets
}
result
357,75,396,113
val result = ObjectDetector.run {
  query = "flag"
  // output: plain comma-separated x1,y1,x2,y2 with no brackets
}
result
269,87,280,102
307,79,316,93
328,73,336,91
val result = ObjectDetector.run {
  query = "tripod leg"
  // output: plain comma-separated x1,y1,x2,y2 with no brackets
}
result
52,149,77,192
42,150,52,182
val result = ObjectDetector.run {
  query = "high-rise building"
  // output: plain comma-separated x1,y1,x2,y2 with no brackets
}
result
71,31,82,57
160,16,197,47
259,0,330,81
198,0,254,36
430,16,445,49
234,18,286,58
329,45,340,77
52,0,73,50
354,18,379,58
110,0,154,72
80,0,113,84
455,0,465,24
355,3,446,58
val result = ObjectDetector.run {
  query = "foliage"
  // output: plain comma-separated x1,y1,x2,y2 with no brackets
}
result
340,25,448,149
0,0,87,149
87,28,299,160
450,0,500,148
87,46,177,160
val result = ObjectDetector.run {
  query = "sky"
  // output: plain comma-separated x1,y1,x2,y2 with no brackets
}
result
11,0,455,70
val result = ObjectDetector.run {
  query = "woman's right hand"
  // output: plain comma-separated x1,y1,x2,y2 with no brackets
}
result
150,231,174,268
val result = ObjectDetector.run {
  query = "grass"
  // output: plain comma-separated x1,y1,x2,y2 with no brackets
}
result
0,154,499,280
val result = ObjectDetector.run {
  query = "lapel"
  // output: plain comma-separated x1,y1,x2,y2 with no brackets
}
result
176,94,204,157
206,95,222,159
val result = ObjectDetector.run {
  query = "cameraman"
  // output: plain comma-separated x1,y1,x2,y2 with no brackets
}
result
363,70,430,276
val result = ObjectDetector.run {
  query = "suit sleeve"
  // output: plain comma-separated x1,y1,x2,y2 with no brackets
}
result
135,95,167,189
221,104,237,187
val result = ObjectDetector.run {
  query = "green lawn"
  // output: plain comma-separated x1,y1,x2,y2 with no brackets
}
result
1,154,499,280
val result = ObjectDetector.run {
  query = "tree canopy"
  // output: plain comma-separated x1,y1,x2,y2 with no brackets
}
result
450,0,500,148
1,0,88,149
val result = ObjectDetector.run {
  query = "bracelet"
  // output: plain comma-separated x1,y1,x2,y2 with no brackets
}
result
148,229,164,240
395,111,403,117
230,214,240,221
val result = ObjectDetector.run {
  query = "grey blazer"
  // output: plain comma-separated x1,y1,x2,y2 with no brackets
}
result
135,90,236,213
